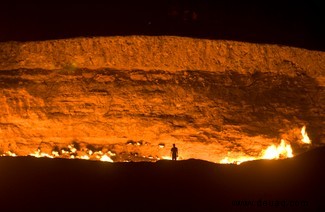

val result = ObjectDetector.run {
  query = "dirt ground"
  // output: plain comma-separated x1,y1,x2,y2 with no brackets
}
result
0,146,324,211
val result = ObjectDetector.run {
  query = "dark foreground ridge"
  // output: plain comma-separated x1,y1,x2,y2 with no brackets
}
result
1,147,325,212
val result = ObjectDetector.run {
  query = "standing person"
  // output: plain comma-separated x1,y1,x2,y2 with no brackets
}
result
171,144,178,161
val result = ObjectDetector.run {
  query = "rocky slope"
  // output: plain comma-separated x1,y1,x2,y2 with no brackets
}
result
0,36,324,162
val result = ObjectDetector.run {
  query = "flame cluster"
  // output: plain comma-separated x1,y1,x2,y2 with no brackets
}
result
261,139,293,160
220,125,312,165
1,126,312,165
2,144,115,162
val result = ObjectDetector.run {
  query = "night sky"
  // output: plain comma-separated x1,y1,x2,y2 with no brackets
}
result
0,0,324,50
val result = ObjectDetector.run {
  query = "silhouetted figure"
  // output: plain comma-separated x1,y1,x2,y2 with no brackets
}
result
171,144,178,161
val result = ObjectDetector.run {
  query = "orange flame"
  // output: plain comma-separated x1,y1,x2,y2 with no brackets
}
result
1,145,114,163
1,151,17,157
220,126,311,165
29,149,54,158
0,126,313,164
301,126,311,144
100,155,114,162
261,139,293,159
220,156,256,165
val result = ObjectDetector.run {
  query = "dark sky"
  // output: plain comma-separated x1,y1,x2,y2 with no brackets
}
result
0,0,324,50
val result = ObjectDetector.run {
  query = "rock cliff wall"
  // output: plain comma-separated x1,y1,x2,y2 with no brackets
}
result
0,36,324,162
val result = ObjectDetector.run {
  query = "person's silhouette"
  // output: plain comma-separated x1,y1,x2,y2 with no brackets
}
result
171,144,178,161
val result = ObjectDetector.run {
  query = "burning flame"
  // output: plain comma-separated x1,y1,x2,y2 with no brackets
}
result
1,144,114,163
219,156,256,165
30,149,54,158
79,155,90,160
52,151,60,157
301,126,311,144
220,125,312,165
161,156,172,160
1,151,17,157
100,155,114,162
261,139,293,159
0,126,313,164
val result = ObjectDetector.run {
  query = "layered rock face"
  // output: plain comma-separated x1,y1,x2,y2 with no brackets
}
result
0,36,324,162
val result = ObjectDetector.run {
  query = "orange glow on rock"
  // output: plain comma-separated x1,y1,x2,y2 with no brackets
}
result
0,37,322,165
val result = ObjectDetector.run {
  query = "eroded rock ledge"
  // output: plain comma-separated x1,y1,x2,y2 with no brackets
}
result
1,36,324,77
0,36,324,162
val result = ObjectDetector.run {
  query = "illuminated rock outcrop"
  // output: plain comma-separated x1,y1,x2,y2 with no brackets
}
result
0,36,324,162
